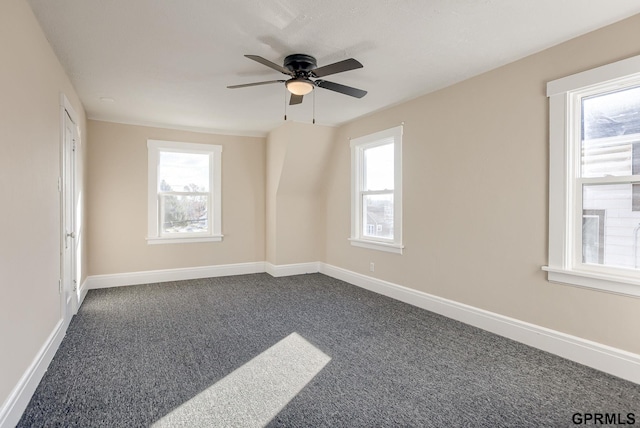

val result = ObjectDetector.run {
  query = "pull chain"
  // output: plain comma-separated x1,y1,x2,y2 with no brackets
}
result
284,87,287,121
312,88,316,124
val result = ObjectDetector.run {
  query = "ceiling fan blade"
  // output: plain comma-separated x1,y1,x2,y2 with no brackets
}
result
312,58,363,78
316,80,367,98
245,55,292,75
289,94,303,105
227,80,284,89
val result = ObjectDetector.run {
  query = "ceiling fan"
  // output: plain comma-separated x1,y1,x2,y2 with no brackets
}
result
227,54,367,105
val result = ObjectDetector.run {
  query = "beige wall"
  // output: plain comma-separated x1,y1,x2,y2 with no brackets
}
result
0,0,86,407
323,14,640,354
87,120,265,275
266,122,335,265
5,0,640,414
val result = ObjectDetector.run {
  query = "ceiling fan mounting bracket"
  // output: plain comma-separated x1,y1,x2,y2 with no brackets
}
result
284,54,317,75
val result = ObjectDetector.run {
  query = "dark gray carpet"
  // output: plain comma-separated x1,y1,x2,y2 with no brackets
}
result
18,273,640,427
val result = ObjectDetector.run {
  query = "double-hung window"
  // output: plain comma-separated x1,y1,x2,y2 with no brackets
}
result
147,140,222,244
350,125,403,254
545,54,640,296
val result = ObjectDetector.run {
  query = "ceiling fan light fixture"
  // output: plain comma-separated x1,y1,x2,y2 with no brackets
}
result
286,78,314,96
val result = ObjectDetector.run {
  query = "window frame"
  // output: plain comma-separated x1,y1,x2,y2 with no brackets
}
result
545,54,640,297
147,139,223,244
349,125,403,254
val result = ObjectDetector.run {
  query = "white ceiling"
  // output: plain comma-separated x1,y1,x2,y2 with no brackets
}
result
27,0,640,136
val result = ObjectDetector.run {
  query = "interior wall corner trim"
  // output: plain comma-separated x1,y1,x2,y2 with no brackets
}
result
78,278,89,307
318,263,640,385
0,319,65,428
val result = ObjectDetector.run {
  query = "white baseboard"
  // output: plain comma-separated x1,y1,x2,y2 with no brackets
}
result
319,263,640,385
86,261,321,290
86,262,266,289
0,319,65,428
265,262,320,277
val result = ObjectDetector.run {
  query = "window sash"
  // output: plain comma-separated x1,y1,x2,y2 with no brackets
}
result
571,86,640,274
350,125,403,253
545,54,640,296
357,148,395,242
360,189,393,196
157,153,213,237
360,190,394,242
147,140,222,243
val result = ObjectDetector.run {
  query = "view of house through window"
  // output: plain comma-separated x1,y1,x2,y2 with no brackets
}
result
350,125,403,254
580,85,640,269
362,142,394,239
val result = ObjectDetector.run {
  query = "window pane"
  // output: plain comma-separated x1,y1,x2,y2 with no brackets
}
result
581,86,640,178
364,143,394,191
159,152,209,192
582,183,640,269
161,194,208,234
581,138,640,178
583,85,640,140
363,194,393,239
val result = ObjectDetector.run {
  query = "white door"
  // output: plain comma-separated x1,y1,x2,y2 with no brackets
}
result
61,110,77,319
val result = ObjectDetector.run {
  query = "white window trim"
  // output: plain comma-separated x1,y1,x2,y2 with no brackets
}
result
545,54,640,297
350,125,404,254
147,139,223,244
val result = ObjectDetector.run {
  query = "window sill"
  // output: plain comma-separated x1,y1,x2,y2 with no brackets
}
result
349,238,403,254
542,266,640,298
147,235,223,245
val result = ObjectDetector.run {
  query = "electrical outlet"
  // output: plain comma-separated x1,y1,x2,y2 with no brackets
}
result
369,262,375,272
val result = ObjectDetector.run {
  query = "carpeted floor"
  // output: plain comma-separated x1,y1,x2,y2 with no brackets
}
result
18,273,640,427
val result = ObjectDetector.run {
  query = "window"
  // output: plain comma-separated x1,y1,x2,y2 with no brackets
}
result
350,125,403,254
147,140,222,244
545,54,640,296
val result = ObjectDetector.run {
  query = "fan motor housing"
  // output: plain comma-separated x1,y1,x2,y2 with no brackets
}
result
284,54,317,74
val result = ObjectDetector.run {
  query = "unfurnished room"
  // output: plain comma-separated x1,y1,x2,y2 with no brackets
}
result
2,0,640,426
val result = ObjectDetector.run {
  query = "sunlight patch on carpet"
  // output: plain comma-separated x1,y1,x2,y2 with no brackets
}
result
152,332,331,427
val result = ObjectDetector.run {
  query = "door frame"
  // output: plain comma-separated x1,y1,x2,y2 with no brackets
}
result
60,93,80,323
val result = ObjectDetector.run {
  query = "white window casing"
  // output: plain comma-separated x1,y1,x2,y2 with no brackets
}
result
545,54,640,297
350,125,404,254
147,140,223,244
